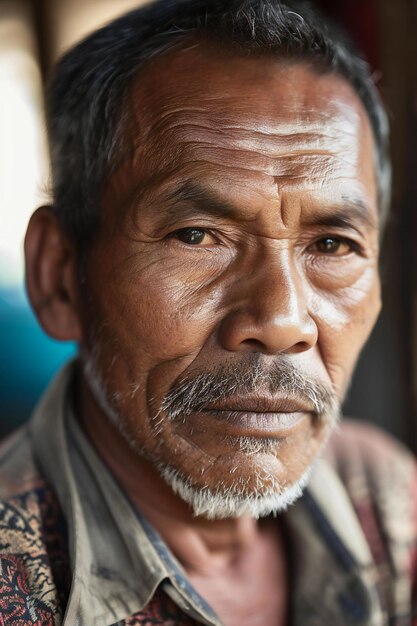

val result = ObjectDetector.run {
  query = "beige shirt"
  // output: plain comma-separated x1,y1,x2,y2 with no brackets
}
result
1,362,415,625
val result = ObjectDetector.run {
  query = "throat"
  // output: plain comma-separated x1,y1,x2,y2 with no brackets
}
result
185,517,289,626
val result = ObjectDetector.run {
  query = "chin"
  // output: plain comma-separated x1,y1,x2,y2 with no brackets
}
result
151,415,336,520
158,460,315,520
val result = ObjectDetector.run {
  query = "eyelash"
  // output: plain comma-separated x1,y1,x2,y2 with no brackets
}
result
167,227,362,256
168,227,219,246
310,236,362,256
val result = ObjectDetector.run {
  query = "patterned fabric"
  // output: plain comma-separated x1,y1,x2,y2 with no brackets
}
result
0,433,71,626
0,364,416,626
115,588,199,625
325,422,417,625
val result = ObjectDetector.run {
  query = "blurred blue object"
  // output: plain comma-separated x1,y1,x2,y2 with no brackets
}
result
0,285,76,436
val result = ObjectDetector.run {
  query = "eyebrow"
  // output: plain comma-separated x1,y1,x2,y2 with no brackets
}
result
161,181,243,222
149,181,377,231
306,195,378,232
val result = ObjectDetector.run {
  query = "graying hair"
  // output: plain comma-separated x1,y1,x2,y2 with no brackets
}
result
159,357,337,425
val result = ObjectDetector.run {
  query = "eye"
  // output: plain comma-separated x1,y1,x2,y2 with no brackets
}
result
312,237,356,256
171,228,217,246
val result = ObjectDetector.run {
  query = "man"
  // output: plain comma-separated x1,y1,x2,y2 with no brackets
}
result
1,0,416,624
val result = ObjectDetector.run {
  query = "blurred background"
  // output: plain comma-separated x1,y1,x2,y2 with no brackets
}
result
1,0,416,449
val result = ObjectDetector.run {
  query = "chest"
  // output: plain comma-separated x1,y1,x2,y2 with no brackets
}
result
193,576,287,626
186,525,288,626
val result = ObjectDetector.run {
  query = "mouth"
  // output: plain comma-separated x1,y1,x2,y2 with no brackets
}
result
194,395,315,438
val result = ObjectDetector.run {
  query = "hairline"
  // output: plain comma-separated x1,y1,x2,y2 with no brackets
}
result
48,2,391,246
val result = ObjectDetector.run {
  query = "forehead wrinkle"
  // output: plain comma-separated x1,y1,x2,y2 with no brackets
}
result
133,113,362,193
116,58,376,234
140,112,358,161
120,148,367,233
127,84,368,202
144,108,356,142
137,67,361,135
125,146,349,206
134,79,362,160
179,150,358,187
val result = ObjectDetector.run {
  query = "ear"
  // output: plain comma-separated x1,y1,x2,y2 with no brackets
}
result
24,206,83,342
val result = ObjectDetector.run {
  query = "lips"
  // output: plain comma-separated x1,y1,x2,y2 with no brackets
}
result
202,395,314,415
193,395,315,437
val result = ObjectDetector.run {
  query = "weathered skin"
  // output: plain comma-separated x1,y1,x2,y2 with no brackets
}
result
25,43,381,626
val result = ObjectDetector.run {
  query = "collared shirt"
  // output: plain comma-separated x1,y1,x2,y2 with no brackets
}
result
0,362,416,625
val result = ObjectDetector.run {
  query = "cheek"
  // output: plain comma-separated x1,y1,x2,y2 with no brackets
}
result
87,250,227,365
312,266,381,393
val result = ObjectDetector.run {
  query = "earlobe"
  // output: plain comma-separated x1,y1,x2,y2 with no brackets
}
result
24,206,83,342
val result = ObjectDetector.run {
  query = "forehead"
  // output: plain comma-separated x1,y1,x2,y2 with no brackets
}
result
109,43,377,219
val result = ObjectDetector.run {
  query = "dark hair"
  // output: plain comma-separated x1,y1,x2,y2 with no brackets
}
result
48,0,391,246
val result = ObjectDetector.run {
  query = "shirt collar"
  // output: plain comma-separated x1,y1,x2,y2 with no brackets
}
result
29,362,219,626
28,361,383,626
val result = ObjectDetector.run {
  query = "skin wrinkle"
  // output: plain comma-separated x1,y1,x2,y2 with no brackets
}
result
132,182,375,250
88,56,380,476
142,121,356,152
121,72,365,215
124,167,372,239
129,178,373,241
145,127,356,165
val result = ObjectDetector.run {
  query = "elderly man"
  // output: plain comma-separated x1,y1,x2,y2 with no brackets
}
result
1,0,416,624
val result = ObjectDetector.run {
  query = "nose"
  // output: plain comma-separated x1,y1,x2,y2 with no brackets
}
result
218,254,318,356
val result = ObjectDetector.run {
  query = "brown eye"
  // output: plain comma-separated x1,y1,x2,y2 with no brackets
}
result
173,228,215,245
315,237,352,255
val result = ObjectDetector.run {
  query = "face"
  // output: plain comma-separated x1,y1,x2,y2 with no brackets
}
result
78,45,381,518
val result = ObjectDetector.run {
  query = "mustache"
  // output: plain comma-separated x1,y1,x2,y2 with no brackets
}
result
160,356,339,425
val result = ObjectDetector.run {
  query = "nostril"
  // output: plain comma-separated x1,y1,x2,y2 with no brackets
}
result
240,338,269,353
291,341,313,354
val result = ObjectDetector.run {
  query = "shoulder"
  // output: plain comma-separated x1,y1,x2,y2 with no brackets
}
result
0,425,46,496
325,420,417,610
0,426,70,624
325,420,417,525
325,419,417,491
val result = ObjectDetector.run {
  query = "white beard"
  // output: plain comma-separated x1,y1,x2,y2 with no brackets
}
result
159,462,313,520
82,350,327,520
